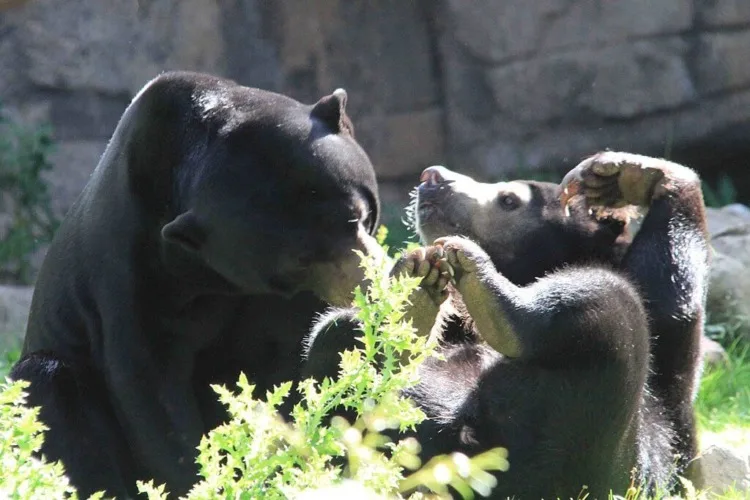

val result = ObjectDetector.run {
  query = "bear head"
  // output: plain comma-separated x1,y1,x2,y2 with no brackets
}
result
122,72,380,306
412,165,629,286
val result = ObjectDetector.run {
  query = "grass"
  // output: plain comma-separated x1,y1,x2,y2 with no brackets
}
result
697,340,750,451
692,339,750,500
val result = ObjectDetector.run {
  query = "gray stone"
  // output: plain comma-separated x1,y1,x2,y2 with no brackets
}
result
330,1,438,114
442,0,568,63
0,100,51,130
435,0,750,181
442,0,692,63
460,85,750,178
697,445,750,494
45,140,106,217
695,31,750,95
578,41,696,118
698,0,750,28
707,204,750,236
357,108,445,180
442,28,707,176
708,206,750,260
219,0,282,93
724,203,750,218
537,0,693,50
487,40,694,124
438,40,498,151
47,91,130,141
258,2,442,186
15,0,225,95
268,1,438,113
17,0,142,94
701,336,729,368
705,205,750,331
0,13,26,99
707,250,750,326
487,54,590,125
0,0,30,10
0,285,33,352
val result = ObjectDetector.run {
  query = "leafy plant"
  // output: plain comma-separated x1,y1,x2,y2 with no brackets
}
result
136,241,508,499
0,379,87,499
0,103,60,284
0,239,508,499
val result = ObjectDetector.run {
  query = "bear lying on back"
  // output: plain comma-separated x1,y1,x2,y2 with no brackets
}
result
303,152,709,499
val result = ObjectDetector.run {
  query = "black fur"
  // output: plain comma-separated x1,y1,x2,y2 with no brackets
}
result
10,71,380,498
303,154,709,499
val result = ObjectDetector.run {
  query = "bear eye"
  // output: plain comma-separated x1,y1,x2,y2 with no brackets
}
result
361,210,375,232
498,193,520,210
349,199,376,233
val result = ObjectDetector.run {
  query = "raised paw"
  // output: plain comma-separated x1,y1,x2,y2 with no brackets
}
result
391,245,453,306
433,236,492,284
560,151,666,210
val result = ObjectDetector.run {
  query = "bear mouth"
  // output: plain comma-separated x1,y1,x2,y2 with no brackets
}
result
416,181,446,219
416,199,438,217
415,199,463,243
415,192,443,225
406,181,465,243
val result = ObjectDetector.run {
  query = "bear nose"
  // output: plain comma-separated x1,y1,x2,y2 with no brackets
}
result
420,166,447,185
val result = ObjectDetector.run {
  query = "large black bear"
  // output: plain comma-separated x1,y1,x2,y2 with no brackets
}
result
303,152,709,499
10,71,381,498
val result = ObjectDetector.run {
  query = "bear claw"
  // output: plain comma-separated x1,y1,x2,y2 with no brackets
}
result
560,152,666,211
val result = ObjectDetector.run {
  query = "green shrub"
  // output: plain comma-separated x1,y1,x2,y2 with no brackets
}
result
0,379,89,499
143,239,507,499
0,103,60,284
1,234,507,499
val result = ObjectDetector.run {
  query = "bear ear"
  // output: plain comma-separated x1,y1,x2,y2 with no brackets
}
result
161,211,206,253
311,88,355,136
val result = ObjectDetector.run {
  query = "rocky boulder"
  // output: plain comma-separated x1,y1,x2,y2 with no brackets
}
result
695,444,750,494
705,204,750,338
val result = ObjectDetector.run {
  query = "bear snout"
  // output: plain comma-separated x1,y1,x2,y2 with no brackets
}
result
420,165,456,186
417,166,457,206
420,166,445,185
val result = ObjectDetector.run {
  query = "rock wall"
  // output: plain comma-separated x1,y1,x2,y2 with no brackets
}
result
1,0,750,226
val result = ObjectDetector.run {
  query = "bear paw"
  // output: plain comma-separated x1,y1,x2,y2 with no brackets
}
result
560,151,666,210
433,236,492,283
391,245,453,306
